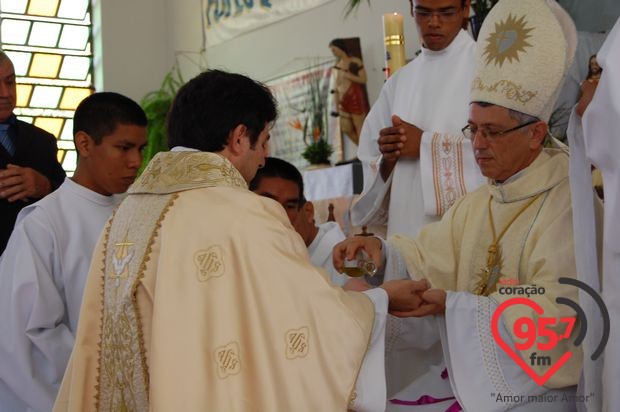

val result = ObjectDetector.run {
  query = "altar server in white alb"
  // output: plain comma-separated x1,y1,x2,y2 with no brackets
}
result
250,156,349,286
352,0,485,239
0,92,147,412
337,0,584,410
352,0,485,397
568,17,620,412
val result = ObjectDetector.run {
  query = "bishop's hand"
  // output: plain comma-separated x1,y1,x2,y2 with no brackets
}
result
380,279,430,315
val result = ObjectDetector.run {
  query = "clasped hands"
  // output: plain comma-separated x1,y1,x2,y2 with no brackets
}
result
378,115,423,162
0,164,52,202
333,236,446,317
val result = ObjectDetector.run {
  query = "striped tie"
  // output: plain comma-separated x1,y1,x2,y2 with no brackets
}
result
0,123,15,156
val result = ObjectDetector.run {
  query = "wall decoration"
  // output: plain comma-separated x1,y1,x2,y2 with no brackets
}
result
203,0,335,47
266,60,341,169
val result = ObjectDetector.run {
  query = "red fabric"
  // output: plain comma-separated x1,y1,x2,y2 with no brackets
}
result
340,83,369,115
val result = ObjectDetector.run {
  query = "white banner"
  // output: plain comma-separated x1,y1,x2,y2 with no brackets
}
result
203,0,334,47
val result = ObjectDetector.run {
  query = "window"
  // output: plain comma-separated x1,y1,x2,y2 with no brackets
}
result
1,0,94,175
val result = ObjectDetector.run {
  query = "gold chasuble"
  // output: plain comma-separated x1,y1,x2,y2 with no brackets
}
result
54,152,374,411
391,149,582,388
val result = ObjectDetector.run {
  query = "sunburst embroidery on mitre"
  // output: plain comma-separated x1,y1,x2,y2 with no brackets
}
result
483,13,534,67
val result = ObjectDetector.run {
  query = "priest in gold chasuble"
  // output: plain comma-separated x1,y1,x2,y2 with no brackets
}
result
54,70,428,412
333,1,593,411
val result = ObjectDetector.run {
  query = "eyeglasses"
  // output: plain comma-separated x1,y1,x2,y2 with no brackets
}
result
413,7,461,22
461,120,538,141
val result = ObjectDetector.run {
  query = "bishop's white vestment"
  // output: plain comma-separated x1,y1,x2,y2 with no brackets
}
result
387,149,582,411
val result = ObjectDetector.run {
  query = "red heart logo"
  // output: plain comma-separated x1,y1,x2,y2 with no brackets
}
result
491,297,572,386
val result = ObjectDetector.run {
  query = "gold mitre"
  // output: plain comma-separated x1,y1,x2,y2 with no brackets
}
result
470,0,577,122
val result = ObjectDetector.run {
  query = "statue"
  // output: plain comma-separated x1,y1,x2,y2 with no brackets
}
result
329,38,370,146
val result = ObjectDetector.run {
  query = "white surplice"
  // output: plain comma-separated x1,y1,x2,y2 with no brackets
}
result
352,29,485,397
352,29,485,239
308,221,348,286
0,178,121,412
578,17,620,412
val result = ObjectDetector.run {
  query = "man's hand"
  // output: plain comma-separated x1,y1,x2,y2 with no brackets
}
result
378,115,423,180
0,164,53,202
333,236,383,274
390,288,447,317
380,279,429,314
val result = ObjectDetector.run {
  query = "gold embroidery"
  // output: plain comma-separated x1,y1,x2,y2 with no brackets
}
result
194,245,225,282
110,232,135,286
96,194,177,412
214,342,242,379
285,327,310,359
474,194,543,296
348,390,357,409
431,134,468,216
483,13,534,67
472,78,538,105
131,151,247,194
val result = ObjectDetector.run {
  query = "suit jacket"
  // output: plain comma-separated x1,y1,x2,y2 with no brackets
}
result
0,118,66,254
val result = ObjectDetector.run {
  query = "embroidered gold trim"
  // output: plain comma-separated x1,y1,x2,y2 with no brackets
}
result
95,193,178,411
471,77,538,105
131,151,247,194
431,133,468,216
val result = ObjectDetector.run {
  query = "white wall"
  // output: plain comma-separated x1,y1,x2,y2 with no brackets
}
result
95,0,173,102
165,0,421,105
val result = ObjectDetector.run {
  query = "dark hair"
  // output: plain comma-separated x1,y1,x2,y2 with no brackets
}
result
249,157,305,206
586,54,602,80
329,38,350,55
472,101,540,124
167,69,277,152
73,92,147,144
409,0,468,14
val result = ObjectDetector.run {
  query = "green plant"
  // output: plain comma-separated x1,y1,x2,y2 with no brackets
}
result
302,138,334,164
138,66,184,174
289,67,333,165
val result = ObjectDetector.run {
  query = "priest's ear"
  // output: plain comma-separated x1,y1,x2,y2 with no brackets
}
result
226,124,250,156
74,131,96,159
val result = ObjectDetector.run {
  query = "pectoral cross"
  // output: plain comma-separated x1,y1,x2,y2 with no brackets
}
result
474,244,503,296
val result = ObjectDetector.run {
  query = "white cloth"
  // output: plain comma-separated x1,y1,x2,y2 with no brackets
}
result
307,221,348,286
567,110,603,412
579,17,620,412
0,178,121,412
353,29,484,239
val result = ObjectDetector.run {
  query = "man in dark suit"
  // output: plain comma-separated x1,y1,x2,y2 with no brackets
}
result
0,51,66,253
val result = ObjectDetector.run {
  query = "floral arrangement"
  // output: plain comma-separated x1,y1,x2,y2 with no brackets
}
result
288,69,333,165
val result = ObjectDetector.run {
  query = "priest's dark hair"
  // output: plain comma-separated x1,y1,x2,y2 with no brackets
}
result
249,157,306,207
73,92,147,144
167,69,278,152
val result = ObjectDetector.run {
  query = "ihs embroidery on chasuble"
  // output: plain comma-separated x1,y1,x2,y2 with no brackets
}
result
285,327,310,360
214,342,242,379
194,245,225,282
